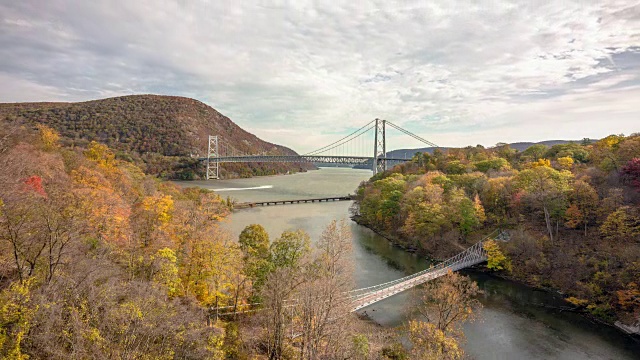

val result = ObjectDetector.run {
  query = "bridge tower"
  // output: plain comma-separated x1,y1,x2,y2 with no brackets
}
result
372,118,386,175
206,135,219,180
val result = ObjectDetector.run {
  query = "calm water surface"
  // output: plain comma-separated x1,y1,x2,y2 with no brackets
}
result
180,168,639,360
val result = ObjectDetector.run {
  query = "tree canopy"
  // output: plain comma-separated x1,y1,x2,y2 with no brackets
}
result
355,133,640,324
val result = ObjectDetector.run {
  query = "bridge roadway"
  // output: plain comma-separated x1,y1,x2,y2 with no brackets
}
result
200,155,407,165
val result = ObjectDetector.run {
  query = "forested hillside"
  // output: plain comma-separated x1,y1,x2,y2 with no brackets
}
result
0,124,406,359
0,95,312,179
355,136,640,328
0,123,238,357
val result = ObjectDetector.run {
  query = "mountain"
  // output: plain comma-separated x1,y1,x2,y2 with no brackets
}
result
0,95,312,179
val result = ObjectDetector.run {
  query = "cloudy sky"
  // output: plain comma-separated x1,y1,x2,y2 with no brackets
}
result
1,1,639,153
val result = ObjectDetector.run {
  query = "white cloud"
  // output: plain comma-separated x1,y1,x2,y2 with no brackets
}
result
0,72,67,101
1,0,639,152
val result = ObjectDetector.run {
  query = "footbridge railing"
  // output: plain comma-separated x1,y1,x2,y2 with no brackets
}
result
348,236,491,311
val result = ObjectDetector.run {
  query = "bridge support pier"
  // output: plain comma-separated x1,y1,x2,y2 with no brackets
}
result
206,135,219,180
372,118,386,175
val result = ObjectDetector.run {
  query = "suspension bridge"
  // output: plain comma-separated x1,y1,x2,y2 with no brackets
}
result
348,240,488,311
213,232,500,317
203,118,438,179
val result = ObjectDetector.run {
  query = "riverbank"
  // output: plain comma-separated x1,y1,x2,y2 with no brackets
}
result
351,214,481,261
187,167,640,358
351,213,640,339
466,266,640,339
351,214,420,253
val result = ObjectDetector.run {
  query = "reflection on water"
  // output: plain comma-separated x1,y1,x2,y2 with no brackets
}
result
178,168,639,360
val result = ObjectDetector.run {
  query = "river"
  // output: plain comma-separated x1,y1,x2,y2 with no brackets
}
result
180,167,639,359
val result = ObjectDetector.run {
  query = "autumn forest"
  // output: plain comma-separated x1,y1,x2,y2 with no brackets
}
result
355,135,640,328
1,117,488,360
1,116,639,359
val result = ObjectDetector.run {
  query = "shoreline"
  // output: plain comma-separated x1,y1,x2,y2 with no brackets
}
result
350,214,640,340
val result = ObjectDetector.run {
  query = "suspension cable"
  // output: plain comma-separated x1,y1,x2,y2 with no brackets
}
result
304,119,376,155
218,137,256,157
386,121,439,148
306,123,376,156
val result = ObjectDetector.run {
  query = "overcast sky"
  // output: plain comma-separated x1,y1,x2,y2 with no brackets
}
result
1,1,639,153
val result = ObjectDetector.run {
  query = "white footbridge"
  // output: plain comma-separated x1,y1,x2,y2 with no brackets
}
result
212,232,502,318
347,239,487,311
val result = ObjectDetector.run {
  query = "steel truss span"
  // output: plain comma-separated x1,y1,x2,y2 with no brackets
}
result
201,155,407,165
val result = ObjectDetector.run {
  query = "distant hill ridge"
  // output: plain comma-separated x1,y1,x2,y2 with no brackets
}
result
0,95,310,178
385,139,593,159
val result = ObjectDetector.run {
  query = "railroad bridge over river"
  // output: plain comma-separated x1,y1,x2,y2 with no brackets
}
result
203,118,438,179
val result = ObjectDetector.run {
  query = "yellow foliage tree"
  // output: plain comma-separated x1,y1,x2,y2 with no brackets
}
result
131,194,175,249
483,239,512,272
167,194,238,306
71,166,131,244
566,297,589,307
141,195,174,226
84,141,116,169
407,320,463,360
528,158,551,168
473,194,487,224
152,248,180,297
591,135,625,171
0,279,35,359
409,271,480,360
37,124,59,151
600,206,640,242
416,270,481,334
556,156,574,170
599,134,624,149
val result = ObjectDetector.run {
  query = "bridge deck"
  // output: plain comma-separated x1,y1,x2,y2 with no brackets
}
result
235,195,354,209
200,155,408,165
350,258,486,311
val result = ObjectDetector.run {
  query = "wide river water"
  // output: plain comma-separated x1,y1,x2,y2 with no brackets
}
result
180,167,639,359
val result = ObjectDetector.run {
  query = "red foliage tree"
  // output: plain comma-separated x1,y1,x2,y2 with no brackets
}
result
23,175,47,197
620,158,640,191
